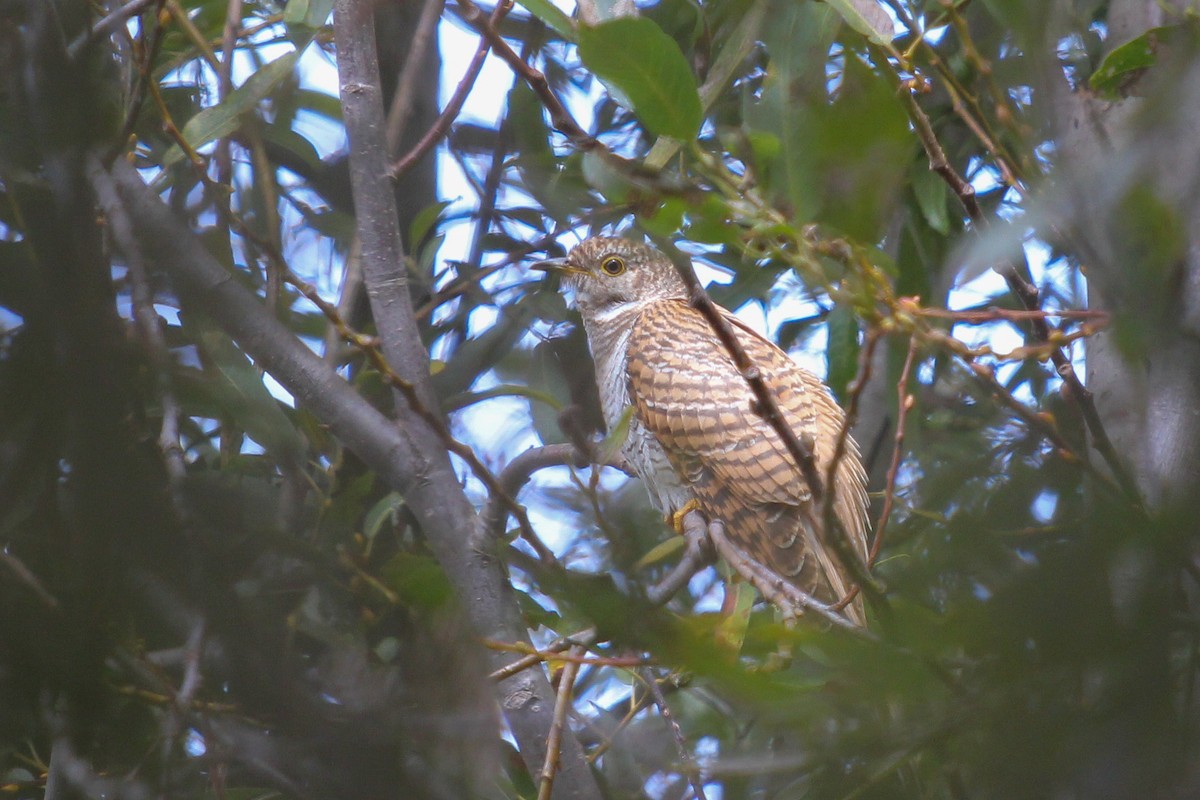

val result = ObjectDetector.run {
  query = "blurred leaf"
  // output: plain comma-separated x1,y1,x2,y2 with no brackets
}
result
363,492,405,543
283,0,335,28
578,18,703,140
164,49,304,168
824,305,860,403
634,535,685,570
645,0,768,168
257,122,323,173
186,313,306,470
527,339,574,445
379,552,455,610
825,0,894,46
516,0,576,40
408,200,451,247
715,580,754,652
912,165,951,235
1089,25,1176,99
582,149,630,202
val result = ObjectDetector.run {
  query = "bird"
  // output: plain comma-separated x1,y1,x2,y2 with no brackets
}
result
535,237,871,625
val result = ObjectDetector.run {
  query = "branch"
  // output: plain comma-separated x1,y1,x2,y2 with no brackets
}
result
644,512,716,606
693,512,867,634
483,443,586,538
871,336,919,564
642,668,708,800
456,0,598,150
539,646,584,800
91,156,603,800
388,0,507,178
886,52,1141,505
384,0,447,159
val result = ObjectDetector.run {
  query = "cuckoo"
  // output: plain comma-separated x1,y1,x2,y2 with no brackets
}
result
536,237,870,625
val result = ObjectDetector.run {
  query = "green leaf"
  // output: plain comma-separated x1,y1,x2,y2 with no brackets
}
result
578,18,702,140
825,305,860,404
1089,25,1176,99
581,149,629,202
527,339,574,445
634,536,686,570
645,0,768,169
824,0,894,46
164,49,304,168
379,552,454,610
715,580,756,652
515,0,576,40
363,491,405,543
408,200,451,247
186,312,307,469
257,122,323,173
912,166,950,234
283,0,335,29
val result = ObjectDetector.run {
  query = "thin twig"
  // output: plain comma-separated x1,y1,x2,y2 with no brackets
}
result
0,552,58,609
913,306,1108,323
642,669,708,800
887,47,1141,505
871,336,919,564
384,0,447,157
644,512,716,606
822,330,882,617
388,0,506,178
486,639,649,669
106,0,169,165
538,645,583,800
456,0,598,150
284,270,559,564
488,628,598,682
68,0,158,59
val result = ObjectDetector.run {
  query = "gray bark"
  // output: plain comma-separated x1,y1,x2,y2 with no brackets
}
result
1053,0,1200,512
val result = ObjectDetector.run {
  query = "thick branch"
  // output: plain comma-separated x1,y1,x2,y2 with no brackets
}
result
92,157,602,800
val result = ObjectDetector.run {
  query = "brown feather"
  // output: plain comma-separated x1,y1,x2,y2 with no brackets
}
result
626,299,869,623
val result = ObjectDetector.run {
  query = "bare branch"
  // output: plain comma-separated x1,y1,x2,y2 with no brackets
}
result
389,0,507,178
884,48,1141,506
871,336,919,564
384,0,447,158
538,646,584,800
456,0,598,150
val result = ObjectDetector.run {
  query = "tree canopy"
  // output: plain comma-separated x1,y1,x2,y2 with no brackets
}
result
2,0,1199,798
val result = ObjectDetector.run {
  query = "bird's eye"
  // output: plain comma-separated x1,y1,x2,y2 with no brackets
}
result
600,255,626,276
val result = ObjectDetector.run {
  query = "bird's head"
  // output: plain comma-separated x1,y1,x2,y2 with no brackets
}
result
533,237,688,318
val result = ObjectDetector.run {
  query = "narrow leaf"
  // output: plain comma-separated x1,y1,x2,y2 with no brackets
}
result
164,49,303,168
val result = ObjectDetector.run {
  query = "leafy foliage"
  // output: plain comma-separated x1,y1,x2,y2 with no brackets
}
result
1,0,1199,799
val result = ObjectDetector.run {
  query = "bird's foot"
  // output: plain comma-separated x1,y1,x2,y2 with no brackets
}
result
667,499,702,535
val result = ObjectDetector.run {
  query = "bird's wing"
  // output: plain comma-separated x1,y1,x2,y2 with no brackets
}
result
625,299,869,619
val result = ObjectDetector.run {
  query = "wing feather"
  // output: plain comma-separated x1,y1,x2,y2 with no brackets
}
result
625,299,870,622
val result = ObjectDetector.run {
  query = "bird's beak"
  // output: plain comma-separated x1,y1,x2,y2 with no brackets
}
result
530,257,587,277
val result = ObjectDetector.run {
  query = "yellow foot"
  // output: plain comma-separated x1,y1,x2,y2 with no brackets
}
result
667,499,702,535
